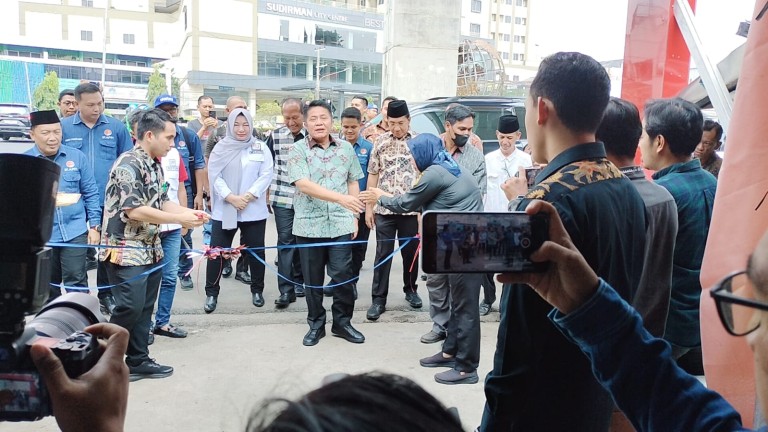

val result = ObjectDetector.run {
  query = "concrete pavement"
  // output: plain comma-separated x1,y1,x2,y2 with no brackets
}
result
15,217,503,431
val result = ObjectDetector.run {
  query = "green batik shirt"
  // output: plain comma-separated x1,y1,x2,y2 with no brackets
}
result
288,135,364,238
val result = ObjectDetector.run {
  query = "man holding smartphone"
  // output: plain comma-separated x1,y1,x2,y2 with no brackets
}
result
188,96,222,143
480,52,647,431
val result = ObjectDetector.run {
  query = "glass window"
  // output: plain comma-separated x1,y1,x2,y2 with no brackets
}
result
123,34,135,44
81,30,93,41
315,25,345,48
520,53,525,61
505,16,512,23
502,52,509,60
514,35,520,42
503,34,510,41
471,0,482,13
82,0,93,6
280,20,289,42
513,53,519,60
409,112,442,137
470,23,481,35
492,14,497,21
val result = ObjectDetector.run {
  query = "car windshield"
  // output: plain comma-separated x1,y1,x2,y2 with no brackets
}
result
0,106,29,115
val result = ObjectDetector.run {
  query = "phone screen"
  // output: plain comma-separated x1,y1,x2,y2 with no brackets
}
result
525,167,542,188
209,111,217,118
421,211,548,274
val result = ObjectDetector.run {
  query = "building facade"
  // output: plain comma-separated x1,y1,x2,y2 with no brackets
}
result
0,0,182,115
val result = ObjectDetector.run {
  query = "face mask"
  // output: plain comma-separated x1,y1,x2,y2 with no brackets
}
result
454,133,469,148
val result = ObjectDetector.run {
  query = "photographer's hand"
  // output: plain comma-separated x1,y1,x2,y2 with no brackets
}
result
30,323,129,432
497,200,599,315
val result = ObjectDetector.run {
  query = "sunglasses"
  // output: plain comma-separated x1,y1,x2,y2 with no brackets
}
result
710,271,768,336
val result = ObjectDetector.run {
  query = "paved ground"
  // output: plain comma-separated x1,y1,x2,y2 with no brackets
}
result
16,218,502,431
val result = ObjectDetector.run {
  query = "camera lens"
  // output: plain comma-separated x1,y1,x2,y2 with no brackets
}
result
520,237,531,249
26,293,106,339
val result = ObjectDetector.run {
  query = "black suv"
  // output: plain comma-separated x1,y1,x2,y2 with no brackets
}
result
0,104,32,141
408,96,527,154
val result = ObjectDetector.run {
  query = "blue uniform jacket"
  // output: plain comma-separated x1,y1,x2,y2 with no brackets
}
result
554,280,754,432
353,137,373,192
174,124,205,190
61,113,133,205
25,145,101,242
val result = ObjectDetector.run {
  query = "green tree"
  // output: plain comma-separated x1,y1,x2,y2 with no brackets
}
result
171,76,181,98
146,65,167,104
32,71,59,111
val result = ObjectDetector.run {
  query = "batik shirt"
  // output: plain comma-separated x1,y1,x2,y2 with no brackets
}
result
288,136,364,238
100,146,169,266
368,131,419,216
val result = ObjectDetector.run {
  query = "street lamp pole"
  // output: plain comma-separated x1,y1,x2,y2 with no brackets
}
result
101,0,109,85
314,46,325,100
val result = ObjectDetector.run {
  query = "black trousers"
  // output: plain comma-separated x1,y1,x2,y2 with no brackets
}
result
49,232,88,300
440,273,482,372
371,214,419,303
206,219,266,297
351,213,371,284
482,273,497,304
105,261,161,365
297,235,355,330
274,206,304,295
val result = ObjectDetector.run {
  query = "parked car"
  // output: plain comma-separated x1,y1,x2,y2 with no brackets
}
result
0,104,31,141
407,96,527,154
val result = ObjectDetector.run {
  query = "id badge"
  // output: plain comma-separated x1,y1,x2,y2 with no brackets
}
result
249,152,265,162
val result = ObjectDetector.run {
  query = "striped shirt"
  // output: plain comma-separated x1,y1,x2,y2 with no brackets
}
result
266,126,306,208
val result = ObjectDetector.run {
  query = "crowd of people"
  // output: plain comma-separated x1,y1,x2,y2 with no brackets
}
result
25,48,761,432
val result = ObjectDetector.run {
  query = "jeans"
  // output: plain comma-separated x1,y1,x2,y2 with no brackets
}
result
49,232,88,300
370,214,419,305
105,261,162,365
297,235,355,330
154,229,181,328
205,219,266,297
273,206,304,295
177,184,194,278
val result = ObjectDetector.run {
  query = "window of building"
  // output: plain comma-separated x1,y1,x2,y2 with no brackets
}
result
503,34,510,41
492,13,497,21
82,0,93,6
502,52,509,60
470,23,481,35
360,0,366,6
279,20,289,41
516,0,528,6
123,34,135,44
506,0,512,4
471,0,482,13
490,32,495,39
515,16,527,25
498,14,504,22
512,74,520,81
513,53,519,60
379,0,385,4
514,35,520,42
520,35,526,43
505,15,512,23
520,53,525,61
81,30,93,41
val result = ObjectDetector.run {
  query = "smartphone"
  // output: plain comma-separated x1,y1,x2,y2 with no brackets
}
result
421,211,549,274
209,110,217,118
525,166,543,188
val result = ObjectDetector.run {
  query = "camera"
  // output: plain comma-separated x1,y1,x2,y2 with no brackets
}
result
0,155,105,422
208,110,217,119
420,211,549,274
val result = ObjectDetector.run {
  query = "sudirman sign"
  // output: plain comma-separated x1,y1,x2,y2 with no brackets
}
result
261,1,385,30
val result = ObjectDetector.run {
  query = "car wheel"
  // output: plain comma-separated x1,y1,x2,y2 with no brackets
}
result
2,136,10,141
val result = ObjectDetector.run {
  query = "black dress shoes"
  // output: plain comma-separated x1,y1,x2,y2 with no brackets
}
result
275,292,296,308
405,292,423,308
222,261,233,278
302,328,326,346
235,271,252,285
99,295,117,316
252,292,265,307
204,296,217,314
295,285,306,297
331,324,365,344
366,303,385,321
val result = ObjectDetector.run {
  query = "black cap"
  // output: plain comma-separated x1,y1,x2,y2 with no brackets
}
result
30,110,61,127
498,114,519,133
387,100,409,118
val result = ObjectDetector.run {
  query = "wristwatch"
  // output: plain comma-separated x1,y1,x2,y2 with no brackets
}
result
90,225,101,232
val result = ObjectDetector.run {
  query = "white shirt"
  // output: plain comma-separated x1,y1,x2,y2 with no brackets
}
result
484,148,532,212
212,142,274,223
160,148,183,232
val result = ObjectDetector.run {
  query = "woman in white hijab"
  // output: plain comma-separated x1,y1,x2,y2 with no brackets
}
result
204,108,273,313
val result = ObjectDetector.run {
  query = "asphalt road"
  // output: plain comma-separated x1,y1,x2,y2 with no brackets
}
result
0,136,34,154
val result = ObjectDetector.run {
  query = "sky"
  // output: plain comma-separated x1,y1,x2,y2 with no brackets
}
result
530,0,756,63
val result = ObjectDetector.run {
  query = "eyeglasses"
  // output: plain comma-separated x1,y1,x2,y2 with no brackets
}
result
61,101,77,106
710,271,768,336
